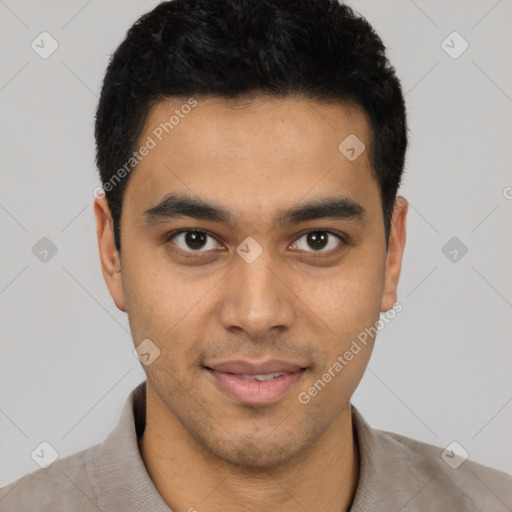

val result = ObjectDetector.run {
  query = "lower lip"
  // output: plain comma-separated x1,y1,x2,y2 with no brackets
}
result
206,369,305,405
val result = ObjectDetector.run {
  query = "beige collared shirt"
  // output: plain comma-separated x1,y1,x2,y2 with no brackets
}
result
1,381,511,511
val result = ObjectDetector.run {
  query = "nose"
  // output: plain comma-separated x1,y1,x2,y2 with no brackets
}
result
217,247,295,340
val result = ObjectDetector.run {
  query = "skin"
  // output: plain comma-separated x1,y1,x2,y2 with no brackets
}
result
95,95,408,512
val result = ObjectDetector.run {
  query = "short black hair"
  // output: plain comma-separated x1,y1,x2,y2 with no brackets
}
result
95,0,408,252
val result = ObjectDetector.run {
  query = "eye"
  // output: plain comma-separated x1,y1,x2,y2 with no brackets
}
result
290,230,345,254
167,229,221,253
166,228,347,257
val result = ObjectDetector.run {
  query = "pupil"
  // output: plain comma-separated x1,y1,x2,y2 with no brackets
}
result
183,231,329,251
308,231,328,250
186,230,207,250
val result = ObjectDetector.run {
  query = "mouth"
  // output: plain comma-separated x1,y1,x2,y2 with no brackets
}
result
203,359,308,405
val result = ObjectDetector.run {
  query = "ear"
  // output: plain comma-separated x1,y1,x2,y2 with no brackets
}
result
380,196,408,312
94,196,126,312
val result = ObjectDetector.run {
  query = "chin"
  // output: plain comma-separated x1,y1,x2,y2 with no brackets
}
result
197,427,310,471
218,442,295,470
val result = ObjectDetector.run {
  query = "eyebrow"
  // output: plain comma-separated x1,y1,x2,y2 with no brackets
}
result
143,193,367,229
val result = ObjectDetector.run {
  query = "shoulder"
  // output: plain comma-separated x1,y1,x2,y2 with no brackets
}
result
0,444,101,512
351,407,512,511
0,383,147,512
382,429,512,510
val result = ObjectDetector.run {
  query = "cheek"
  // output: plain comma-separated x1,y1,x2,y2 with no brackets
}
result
121,244,180,319
121,250,214,369
122,231,385,348
315,254,385,339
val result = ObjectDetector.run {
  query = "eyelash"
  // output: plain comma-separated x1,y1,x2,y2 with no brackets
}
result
164,228,349,258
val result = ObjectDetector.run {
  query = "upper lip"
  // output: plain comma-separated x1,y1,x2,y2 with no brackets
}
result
204,359,307,375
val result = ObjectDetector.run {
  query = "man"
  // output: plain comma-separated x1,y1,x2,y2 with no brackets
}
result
1,0,510,510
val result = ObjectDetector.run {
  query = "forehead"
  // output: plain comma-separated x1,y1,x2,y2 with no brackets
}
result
123,95,380,226
143,94,371,155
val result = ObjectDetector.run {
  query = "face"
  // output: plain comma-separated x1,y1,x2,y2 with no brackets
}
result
95,95,407,468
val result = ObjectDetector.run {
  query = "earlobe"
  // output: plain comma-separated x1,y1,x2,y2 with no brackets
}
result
380,196,408,313
94,196,127,312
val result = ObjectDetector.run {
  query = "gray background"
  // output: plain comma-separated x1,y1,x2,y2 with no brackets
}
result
1,0,511,487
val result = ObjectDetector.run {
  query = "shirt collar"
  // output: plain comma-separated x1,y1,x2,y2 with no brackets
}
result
85,381,172,512
84,380,472,512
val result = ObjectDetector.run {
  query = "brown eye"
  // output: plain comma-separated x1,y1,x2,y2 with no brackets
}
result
168,230,218,252
292,230,344,254
306,231,329,250
184,230,207,250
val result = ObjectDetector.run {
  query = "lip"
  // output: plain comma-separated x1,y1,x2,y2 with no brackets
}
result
205,359,306,375
204,359,308,405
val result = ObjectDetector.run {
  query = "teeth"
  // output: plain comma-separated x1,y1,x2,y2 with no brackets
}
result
241,372,284,382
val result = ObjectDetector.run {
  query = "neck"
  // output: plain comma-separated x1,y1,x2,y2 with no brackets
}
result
140,386,359,512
